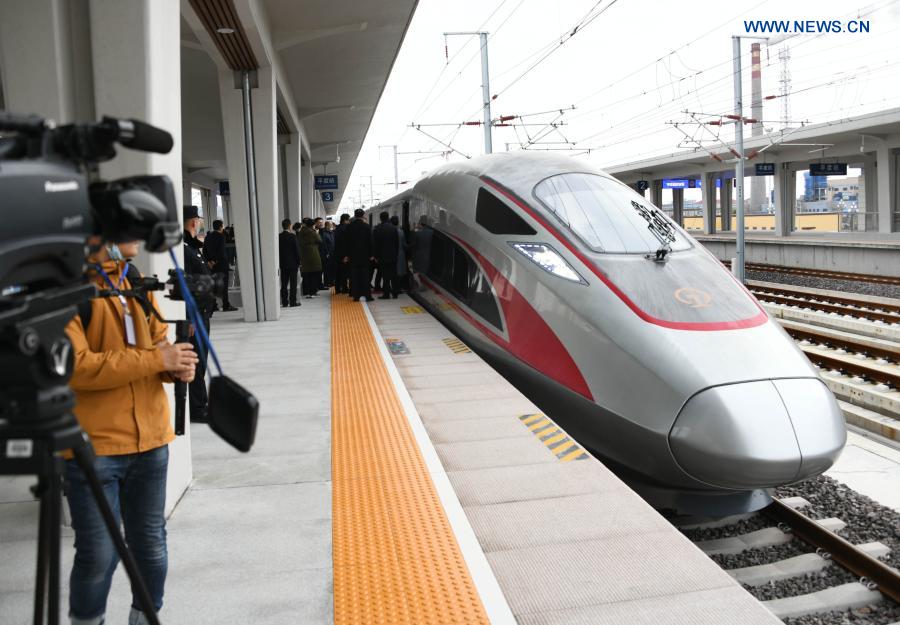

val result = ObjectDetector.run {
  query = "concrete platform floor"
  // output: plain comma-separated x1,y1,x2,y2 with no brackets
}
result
0,296,333,625
827,429,900,512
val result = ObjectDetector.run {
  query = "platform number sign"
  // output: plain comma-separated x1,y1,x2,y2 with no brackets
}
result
321,191,334,202
636,180,650,192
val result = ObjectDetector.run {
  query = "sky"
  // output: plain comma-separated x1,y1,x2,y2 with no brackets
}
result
338,0,900,212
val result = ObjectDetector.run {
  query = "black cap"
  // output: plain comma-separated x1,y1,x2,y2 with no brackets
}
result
183,205,200,222
354,208,365,218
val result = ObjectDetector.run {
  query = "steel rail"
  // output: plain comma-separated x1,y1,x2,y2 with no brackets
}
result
754,292,900,325
803,350,900,389
752,285,900,316
763,499,900,605
723,260,900,286
783,326,900,365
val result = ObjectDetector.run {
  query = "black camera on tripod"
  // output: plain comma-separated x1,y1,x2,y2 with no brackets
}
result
0,111,256,625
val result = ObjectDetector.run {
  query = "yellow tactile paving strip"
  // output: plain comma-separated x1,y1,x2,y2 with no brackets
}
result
331,294,491,625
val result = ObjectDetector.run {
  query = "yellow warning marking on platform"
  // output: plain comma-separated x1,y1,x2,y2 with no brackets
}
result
518,414,589,462
442,337,472,354
331,294,490,625
401,306,424,314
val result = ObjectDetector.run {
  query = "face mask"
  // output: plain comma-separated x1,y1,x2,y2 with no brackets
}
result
107,244,124,261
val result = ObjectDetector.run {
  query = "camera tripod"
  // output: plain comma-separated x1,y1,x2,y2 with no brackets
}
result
0,289,162,625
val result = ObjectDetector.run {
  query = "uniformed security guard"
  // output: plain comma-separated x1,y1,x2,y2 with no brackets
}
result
183,205,216,423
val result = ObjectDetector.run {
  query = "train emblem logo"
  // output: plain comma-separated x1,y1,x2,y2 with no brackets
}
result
674,287,712,308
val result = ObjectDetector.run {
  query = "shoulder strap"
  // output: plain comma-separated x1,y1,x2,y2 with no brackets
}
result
124,262,154,320
77,300,93,331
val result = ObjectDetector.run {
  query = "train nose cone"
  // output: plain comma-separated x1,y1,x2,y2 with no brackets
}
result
669,379,846,490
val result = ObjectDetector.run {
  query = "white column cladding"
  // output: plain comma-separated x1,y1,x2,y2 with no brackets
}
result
301,159,313,219
700,173,715,234
721,178,733,231
0,0,94,123
217,67,281,323
88,0,190,514
285,135,302,223
874,147,894,233
773,163,794,236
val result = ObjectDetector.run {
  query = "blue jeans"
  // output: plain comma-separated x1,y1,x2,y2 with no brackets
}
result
65,445,169,624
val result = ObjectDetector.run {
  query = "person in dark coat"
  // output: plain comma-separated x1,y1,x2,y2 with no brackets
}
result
183,205,216,423
333,213,351,294
412,214,434,274
321,220,337,288
298,218,323,299
373,211,400,299
391,215,408,293
344,208,374,301
278,218,301,307
202,219,237,311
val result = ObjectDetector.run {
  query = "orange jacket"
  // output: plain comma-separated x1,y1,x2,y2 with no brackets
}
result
65,260,175,456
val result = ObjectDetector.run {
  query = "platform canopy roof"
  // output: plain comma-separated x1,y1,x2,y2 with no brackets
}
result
606,107,900,184
181,0,418,209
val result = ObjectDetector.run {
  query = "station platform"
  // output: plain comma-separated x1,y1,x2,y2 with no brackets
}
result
1,293,786,624
694,231,900,276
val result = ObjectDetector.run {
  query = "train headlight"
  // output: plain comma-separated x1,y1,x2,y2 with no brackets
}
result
510,243,585,284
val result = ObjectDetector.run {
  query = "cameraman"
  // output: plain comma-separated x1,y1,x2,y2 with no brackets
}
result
182,205,216,423
65,241,198,625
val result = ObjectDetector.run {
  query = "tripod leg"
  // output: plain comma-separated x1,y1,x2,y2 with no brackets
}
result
33,478,48,625
71,447,162,625
48,463,63,625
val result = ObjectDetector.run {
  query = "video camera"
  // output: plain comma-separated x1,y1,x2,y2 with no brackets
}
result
0,111,256,625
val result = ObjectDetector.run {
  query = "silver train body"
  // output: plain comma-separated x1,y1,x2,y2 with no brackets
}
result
374,152,846,515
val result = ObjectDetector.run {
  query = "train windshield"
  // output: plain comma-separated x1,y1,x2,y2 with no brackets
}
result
533,173,691,254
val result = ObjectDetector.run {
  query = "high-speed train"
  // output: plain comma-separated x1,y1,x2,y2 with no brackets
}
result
373,152,846,515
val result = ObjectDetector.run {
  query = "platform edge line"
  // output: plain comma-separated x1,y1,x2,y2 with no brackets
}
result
361,301,518,625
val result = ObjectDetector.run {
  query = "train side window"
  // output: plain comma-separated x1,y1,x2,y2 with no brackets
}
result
475,188,536,235
467,265,503,329
450,246,469,298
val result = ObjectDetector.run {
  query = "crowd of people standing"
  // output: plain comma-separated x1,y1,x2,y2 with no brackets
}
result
277,208,414,305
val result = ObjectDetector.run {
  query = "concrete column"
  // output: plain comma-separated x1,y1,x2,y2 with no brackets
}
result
773,163,794,236
672,189,684,226
284,135,302,223
651,180,663,209
218,67,281,323
721,178,733,231
89,0,189,514
874,147,896,233
700,173,716,234
0,0,94,123
301,160,313,219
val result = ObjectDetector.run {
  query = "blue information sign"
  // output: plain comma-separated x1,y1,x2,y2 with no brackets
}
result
321,191,334,202
755,163,776,176
314,175,338,190
809,163,847,176
662,178,721,189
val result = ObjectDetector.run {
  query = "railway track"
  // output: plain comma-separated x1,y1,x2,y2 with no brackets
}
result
751,284,900,327
724,261,900,287
681,493,900,622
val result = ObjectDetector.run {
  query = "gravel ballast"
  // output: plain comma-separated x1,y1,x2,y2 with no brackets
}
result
748,269,900,300
676,475,900,624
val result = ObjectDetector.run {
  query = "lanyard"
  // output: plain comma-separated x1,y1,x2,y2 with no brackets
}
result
92,262,137,345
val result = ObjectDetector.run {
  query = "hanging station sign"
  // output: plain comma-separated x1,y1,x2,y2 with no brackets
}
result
809,163,847,176
314,175,338,190
755,163,776,176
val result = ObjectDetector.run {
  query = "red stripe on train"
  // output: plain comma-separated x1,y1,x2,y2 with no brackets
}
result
418,252,593,401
